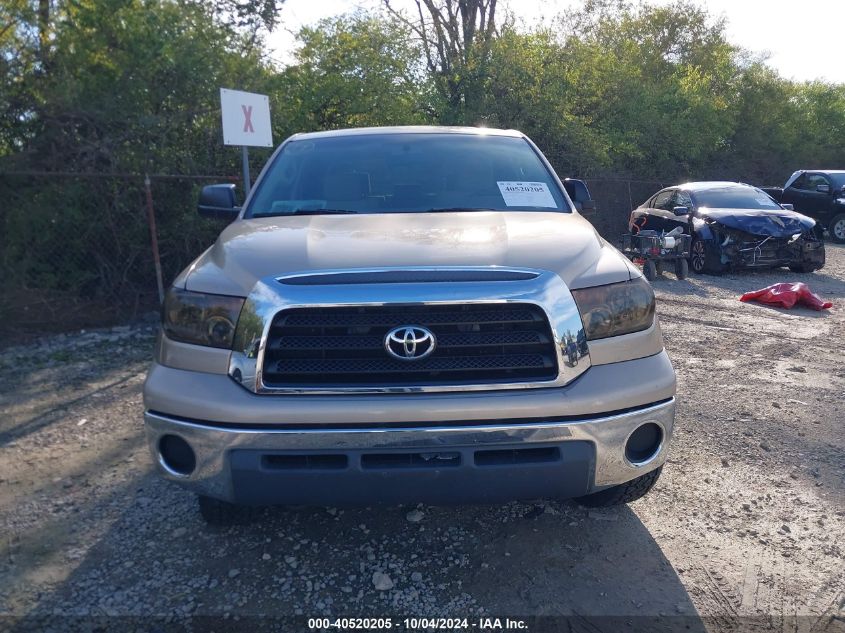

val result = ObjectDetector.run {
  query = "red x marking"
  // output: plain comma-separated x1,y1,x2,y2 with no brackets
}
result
242,105,254,133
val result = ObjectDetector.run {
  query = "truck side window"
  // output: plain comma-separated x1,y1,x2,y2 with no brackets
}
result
805,173,831,192
792,173,831,191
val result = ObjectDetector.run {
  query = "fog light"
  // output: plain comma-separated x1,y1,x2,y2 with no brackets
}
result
158,434,196,476
625,423,663,464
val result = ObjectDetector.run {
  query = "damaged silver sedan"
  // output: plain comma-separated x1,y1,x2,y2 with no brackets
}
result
629,182,825,275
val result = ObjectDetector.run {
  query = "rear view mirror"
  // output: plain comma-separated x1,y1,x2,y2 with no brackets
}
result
673,206,689,216
781,203,794,211
816,183,831,194
581,199,597,212
198,184,240,221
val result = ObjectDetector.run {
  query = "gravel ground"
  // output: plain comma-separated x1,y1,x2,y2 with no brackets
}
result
1,247,844,632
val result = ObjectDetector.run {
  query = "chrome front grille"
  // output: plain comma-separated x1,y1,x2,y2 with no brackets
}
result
260,303,558,388
228,267,592,394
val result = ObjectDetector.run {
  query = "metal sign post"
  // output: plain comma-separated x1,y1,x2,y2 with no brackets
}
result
242,146,251,195
220,88,272,197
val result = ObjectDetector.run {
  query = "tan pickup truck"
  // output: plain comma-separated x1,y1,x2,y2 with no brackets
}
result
143,126,676,524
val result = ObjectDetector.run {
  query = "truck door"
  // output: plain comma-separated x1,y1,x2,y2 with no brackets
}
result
784,172,832,217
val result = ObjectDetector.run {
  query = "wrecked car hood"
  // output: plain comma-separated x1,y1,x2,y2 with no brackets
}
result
696,208,815,236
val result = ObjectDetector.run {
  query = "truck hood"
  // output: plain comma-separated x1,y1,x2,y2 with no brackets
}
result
181,211,633,296
696,208,816,236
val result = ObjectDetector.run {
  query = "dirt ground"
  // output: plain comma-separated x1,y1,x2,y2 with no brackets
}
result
1,246,843,632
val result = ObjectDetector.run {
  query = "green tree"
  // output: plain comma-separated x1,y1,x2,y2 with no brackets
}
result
1,0,277,300
383,0,499,124
271,13,432,135
483,28,613,175
562,0,739,179
481,1,741,179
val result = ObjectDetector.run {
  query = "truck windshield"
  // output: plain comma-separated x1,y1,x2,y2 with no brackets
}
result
695,187,782,211
247,133,570,217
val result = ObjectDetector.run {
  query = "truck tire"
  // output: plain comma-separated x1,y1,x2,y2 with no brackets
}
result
574,466,663,508
642,260,657,281
675,257,689,280
198,495,252,526
829,214,845,244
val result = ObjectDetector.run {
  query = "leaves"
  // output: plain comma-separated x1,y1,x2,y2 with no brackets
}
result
273,13,430,133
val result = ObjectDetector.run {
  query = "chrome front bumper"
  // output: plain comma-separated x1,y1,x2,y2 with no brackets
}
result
144,398,675,505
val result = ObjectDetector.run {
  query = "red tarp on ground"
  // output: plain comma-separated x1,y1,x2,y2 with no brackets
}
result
739,282,832,311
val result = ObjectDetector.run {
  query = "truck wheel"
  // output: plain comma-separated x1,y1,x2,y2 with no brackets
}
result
198,495,252,526
642,260,657,281
575,466,663,508
829,214,845,243
675,257,689,280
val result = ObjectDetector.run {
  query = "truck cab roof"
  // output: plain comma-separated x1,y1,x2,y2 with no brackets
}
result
290,126,525,141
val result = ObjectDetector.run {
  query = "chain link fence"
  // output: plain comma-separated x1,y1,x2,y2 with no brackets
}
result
0,172,239,342
0,172,665,342
583,178,668,238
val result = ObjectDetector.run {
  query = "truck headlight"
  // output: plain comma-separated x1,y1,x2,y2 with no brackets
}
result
571,277,655,340
163,287,245,349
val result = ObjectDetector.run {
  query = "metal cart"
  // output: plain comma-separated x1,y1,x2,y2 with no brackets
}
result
621,229,692,281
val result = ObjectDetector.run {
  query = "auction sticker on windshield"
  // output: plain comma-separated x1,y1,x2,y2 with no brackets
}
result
497,181,556,208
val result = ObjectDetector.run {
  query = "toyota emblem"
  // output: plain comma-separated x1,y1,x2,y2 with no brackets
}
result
384,325,436,361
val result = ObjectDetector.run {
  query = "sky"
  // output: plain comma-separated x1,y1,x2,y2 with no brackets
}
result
265,0,845,84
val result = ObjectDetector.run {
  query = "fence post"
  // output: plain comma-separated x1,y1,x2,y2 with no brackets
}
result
144,174,165,305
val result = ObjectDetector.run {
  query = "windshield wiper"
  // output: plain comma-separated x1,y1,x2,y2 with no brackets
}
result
423,207,495,213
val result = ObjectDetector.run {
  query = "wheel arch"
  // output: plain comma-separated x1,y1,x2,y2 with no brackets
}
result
691,220,718,242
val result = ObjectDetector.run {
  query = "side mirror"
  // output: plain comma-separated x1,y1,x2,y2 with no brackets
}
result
781,203,794,211
816,183,831,194
673,206,689,216
563,178,596,213
198,184,240,220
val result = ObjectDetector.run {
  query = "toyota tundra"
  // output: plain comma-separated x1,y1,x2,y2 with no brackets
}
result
143,126,676,524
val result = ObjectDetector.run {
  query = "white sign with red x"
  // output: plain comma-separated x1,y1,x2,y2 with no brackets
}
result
220,88,273,148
